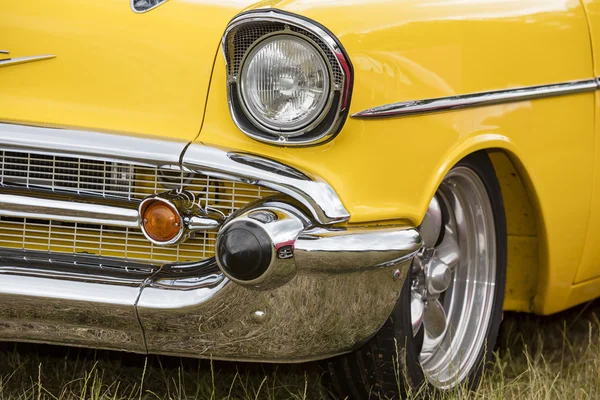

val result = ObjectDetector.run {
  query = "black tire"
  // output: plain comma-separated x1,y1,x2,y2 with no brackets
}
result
328,151,507,399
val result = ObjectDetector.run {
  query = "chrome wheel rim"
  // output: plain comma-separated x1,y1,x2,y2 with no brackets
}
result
412,166,496,388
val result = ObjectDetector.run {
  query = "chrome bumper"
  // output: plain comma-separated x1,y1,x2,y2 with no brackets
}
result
0,224,420,362
0,122,422,361
139,226,420,361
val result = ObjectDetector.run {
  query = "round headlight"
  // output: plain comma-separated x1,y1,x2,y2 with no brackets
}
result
238,34,332,135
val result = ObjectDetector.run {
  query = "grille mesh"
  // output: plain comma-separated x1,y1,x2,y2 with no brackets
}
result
225,21,344,86
0,151,274,265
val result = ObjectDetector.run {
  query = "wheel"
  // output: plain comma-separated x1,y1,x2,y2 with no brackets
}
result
329,151,507,399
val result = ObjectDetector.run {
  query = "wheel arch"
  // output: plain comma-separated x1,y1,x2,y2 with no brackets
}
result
486,149,544,313
428,138,549,314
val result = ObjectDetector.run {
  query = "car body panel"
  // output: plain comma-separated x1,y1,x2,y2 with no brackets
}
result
574,0,600,283
0,0,257,140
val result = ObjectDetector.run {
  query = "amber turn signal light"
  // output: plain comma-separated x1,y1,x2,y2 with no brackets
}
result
140,199,182,244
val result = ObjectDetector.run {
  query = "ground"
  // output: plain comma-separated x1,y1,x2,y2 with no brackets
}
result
0,299,598,400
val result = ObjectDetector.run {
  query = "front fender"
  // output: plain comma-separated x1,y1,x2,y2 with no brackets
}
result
198,0,596,315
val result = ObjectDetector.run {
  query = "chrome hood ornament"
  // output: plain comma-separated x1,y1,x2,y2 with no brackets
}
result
131,0,169,13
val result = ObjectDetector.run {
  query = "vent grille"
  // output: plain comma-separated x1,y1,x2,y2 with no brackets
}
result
0,151,274,265
225,21,344,86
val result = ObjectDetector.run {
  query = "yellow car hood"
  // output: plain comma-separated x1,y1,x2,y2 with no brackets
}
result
0,0,263,141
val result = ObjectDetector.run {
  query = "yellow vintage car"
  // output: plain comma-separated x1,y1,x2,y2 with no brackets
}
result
2,0,600,398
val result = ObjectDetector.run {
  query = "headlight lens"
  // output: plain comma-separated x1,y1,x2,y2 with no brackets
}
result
239,34,331,134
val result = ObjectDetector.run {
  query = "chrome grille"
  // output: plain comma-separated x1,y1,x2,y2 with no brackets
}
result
0,151,274,264
1,152,133,197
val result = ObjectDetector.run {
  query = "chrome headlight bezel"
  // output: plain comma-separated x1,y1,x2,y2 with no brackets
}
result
222,10,353,146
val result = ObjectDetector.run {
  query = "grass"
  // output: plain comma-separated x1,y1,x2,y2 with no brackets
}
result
0,300,599,399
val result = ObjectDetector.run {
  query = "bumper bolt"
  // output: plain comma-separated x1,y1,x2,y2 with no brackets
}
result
252,310,267,324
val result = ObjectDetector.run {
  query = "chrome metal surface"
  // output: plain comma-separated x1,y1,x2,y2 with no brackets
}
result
0,249,151,353
0,123,186,166
186,215,222,232
0,123,351,262
222,10,352,146
182,144,350,224
352,78,598,118
411,292,424,336
425,259,452,294
0,50,9,54
0,187,140,228
251,310,267,324
420,196,442,248
294,226,422,273
414,166,497,388
138,263,410,362
0,55,56,68
130,0,168,13
215,201,307,289
0,122,404,361
138,224,420,362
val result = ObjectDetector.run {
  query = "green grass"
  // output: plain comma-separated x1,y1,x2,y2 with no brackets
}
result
0,300,599,399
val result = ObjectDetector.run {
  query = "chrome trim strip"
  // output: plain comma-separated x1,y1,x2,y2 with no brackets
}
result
0,55,56,68
0,50,9,54
0,123,349,225
0,123,186,166
182,144,350,224
352,78,598,118
0,186,140,228
295,226,422,273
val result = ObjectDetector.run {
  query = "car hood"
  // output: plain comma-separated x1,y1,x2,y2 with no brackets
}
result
0,0,269,141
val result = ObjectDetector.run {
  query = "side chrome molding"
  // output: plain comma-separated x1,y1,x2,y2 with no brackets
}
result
0,53,56,69
0,187,140,228
352,78,598,118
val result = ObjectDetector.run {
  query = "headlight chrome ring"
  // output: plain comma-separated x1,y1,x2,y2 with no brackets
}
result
222,10,353,146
